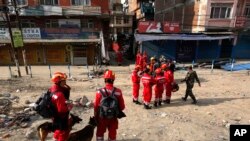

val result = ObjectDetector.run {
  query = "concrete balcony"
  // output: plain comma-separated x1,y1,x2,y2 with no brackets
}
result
62,6,101,15
207,19,235,29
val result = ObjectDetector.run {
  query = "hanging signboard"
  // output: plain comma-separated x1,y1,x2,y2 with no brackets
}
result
138,21,180,33
163,22,180,33
12,29,23,48
138,21,163,33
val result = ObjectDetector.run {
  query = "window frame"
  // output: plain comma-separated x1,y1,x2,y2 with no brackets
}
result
21,20,36,28
71,0,91,6
81,19,94,28
40,0,59,5
45,19,59,28
244,5,250,18
210,3,232,19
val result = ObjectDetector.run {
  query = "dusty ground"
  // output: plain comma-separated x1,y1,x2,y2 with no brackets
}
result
0,64,250,141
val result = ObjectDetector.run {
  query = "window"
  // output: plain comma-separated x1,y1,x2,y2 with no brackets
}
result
45,20,59,28
21,20,36,28
124,28,130,34
72,0,91,6
210,3,232,19
40,0,58,5
124,17,129,24
0,21,5,28
116,18,122,24
17,0,27,5
116,28,122,34
81,19,94,28
244,6,250,18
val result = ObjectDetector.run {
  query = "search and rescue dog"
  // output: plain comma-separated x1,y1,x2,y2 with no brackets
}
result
67,116,98,141
37,114,82,141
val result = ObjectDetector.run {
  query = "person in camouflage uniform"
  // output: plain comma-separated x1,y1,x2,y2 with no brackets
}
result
181,66,201,104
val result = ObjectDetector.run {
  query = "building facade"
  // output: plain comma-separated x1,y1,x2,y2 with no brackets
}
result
109,0,133,41
136,0,250,62
0,0,112,65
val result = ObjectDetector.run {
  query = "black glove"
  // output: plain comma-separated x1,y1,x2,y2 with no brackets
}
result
117,111,126,119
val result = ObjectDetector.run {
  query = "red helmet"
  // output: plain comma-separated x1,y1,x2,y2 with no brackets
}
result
135,65,141,70
155,68,162,74
51,72,67,83
104,70,115,80
161,64,168,70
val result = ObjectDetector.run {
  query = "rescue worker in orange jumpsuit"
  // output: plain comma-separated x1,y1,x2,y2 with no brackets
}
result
162,64,174,104
50,72,73,141
154,68,166,107
131,65,142,104
149,57,156,75
136,50,142,66
94,70,125,141
142,51,148,70
141,67,155,109
116,51,123,66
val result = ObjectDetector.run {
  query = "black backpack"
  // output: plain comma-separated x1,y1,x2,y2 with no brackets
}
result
99,87,119,119
34,90,57,118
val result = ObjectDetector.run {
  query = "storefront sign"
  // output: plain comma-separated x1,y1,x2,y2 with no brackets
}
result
41,28,99,39
59,19,81,28
163,22,180,33
0,28,10,39
138,21,180,33
12,29,23,48
22,28,41,39
138,21,163,33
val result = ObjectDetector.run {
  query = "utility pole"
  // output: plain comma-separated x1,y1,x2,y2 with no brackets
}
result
2,0,21,77
12,0,28,75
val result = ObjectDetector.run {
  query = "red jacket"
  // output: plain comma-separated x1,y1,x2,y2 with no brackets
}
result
94,84,125,117
164,70,174,85
154,75,166,90
50,84,69,118
136,53,142,65
131,70,140,83
141,73,155,94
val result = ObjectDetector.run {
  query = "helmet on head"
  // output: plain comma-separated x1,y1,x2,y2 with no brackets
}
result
161,64,168,70
155,68,162,74
104,70,115,80
51,72,67,83
135,65,141,70
150,57,155,61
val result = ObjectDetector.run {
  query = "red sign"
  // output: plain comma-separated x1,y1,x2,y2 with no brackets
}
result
138,21,163,33
235,16,246,28
163,22,180,33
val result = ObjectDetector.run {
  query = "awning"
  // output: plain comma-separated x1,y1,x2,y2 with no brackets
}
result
135,34,235,42
0,39,101,43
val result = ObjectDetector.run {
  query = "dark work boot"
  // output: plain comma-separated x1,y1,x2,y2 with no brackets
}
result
190,95,197,104
191,101,197,104
144,104,152,109
158,101,162,106
133,99,142,105
182,97,187,101
166,99,170,104
154,101,158,107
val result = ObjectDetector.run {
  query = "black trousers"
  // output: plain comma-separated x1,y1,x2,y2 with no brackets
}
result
184,84,197,102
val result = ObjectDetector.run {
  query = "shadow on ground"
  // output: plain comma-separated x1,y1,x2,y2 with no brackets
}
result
154,97,250,109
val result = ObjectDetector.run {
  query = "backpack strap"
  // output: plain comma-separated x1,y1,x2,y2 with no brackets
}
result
99,87,116,97
111,87,117,97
